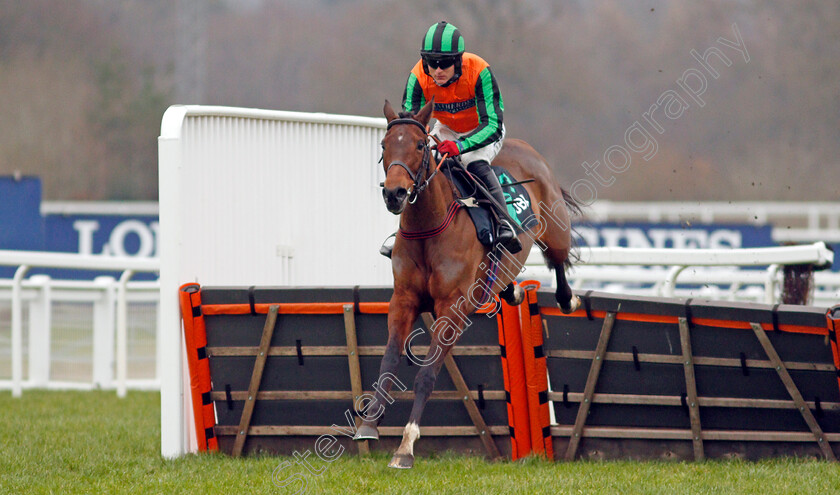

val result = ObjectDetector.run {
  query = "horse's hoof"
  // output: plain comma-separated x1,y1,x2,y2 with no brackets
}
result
559,295,581,315
353,425,379,441
500,284,525,306
388,453,415,469
510,285,525,305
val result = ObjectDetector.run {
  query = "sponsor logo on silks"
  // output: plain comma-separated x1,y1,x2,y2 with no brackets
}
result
434,100,476,114
498,171,531,227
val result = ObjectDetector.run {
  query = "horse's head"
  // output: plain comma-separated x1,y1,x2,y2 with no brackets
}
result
381,98,434,214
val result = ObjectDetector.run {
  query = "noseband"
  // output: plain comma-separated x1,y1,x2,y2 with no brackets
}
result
383,118,436,204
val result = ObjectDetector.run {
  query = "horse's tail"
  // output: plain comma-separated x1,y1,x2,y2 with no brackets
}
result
561,187,584,270
561,187,583,218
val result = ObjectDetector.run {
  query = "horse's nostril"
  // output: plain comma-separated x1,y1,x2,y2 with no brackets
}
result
383,187,409,213
383,187,408,203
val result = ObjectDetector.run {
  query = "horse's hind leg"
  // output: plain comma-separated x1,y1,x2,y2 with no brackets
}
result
552,260,581,314
538,213,580,314
536,198,580,313
499,282,525,306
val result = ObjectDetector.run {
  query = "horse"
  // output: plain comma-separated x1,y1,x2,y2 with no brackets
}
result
353,99,581,468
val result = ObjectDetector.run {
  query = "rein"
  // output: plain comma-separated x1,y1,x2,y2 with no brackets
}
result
384,117,456,240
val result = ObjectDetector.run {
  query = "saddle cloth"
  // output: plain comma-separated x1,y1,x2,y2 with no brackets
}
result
444,161,538,247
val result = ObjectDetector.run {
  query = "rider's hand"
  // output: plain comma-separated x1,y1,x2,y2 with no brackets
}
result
436,140,461,156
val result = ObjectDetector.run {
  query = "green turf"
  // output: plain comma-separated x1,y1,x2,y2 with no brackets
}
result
0,391,838,494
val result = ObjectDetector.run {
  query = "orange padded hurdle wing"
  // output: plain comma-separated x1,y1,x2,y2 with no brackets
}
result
179,283,218,452
497,289,531,459
519,281,553,459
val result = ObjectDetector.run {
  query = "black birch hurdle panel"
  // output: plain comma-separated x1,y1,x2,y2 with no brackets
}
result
195,286,510,458
538,291,840,460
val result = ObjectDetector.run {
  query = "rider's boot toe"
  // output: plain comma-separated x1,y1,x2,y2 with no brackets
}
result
498,221,522,254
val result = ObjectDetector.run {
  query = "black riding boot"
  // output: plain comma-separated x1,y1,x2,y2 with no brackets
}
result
466,160,522,254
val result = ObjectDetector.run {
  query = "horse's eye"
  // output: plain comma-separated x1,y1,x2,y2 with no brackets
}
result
416,142,425,151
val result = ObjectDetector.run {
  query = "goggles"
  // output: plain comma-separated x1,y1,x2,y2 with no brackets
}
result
424,56,457,70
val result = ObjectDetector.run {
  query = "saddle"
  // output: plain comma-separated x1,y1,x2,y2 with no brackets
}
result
443,160,538,248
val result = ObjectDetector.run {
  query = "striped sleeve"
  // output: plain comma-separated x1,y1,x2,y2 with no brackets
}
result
402,72,426,114
459,66,504,153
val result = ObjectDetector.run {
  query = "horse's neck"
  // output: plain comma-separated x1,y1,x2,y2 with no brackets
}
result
400,176,454,232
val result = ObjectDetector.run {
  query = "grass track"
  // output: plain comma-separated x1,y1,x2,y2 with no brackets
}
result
0,391,838,494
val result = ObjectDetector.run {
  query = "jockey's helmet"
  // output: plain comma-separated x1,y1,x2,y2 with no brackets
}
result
420,21,464,86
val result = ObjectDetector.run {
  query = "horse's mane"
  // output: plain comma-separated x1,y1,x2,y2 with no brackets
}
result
397,111,415,120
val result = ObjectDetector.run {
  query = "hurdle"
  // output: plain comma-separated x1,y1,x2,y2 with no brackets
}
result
178,284,511,458
540,292,840,460
177,281,840,461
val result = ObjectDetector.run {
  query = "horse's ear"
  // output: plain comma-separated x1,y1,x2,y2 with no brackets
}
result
415,97,434,127
383,100,398,123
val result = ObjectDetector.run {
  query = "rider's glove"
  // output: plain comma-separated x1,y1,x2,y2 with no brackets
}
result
436,140,461,156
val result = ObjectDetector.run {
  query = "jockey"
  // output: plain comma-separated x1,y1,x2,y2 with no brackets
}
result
402,21,522,254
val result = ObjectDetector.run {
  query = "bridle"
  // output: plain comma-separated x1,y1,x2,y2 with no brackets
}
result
382,118,446,204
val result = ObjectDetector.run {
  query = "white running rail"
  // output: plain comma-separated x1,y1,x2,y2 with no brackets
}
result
0,250,159,398
586,201,840,243
524,241,836,304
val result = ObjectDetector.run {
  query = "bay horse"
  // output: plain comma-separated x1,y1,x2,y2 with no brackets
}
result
353,99,581,468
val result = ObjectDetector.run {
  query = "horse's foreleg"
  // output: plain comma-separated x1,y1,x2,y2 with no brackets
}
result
389,350,447,469
354,297,417,442
389,305,462,469
353,336,404,441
